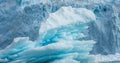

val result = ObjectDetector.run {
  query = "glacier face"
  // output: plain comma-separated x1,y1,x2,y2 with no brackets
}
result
87,1,120,55
0,0,50,49
0,6,96,63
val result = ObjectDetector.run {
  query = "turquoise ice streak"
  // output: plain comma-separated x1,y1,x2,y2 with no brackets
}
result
38,22,88,46
0,7,96,63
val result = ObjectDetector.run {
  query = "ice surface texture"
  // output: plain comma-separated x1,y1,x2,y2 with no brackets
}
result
0,6,96,63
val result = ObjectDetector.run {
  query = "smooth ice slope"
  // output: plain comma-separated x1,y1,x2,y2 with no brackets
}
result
0,7,96,63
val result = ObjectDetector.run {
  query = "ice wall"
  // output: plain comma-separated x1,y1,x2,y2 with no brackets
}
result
84,0,120,55
0,6,96,63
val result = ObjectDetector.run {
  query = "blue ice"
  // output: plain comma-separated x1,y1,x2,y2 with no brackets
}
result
0,6,96,63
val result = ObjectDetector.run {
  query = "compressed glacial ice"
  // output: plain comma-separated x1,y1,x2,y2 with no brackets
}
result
0,6,96,63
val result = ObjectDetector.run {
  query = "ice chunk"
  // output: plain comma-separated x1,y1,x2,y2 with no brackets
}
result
0,6,96,63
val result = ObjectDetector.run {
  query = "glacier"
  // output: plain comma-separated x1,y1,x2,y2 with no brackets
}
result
0,0,120,63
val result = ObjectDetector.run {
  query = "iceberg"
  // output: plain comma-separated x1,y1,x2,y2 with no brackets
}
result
0,6,96,63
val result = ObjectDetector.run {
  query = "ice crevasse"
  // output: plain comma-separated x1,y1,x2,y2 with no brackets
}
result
0,6,96,63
